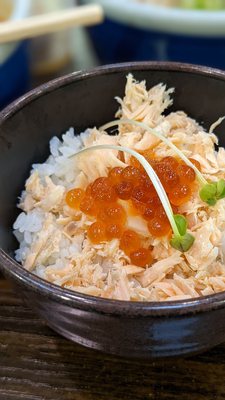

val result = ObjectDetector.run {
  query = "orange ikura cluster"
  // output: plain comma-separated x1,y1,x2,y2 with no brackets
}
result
65,151,200,267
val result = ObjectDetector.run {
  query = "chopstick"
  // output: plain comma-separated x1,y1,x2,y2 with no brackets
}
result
0,4,104,44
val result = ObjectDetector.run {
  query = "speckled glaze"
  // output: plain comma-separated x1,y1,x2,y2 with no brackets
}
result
1,62,225,358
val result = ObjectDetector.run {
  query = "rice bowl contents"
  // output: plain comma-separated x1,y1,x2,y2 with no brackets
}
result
13,74,225,301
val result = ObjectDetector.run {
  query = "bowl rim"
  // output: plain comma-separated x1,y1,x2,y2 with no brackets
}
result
1,61,225,317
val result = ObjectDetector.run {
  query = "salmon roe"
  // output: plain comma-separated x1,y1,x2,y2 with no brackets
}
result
80,195,99,216
65,188,85,209
115,181,133,200
108,167,123,184
65,149,201,265
120,230,141,255
106,223,123,240
132,198,147,214
130,248,153,267
130,155,143,170
143,196,161,220
131,185,151,203
168,184,191,206
176,164,196,184
122,166,141,183
98,203,126,224
162,156,179,169
148,217,171,237
87,221,106,244
85,183,93,196
91,177,117,202
189,158,201,171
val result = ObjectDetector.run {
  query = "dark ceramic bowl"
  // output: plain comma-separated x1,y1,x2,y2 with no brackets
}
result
1,62,225,359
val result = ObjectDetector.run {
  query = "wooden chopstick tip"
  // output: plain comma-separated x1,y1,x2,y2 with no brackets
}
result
0,4,105,44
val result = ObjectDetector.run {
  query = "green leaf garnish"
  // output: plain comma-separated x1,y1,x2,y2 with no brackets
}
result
200,179,225,205
170,233,195,253
174,214,187,236
71,144,195,252
170,214,195,252
216,179,225,199
199,183,217,205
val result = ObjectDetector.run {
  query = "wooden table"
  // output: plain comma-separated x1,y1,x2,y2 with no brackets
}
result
1,278,225,400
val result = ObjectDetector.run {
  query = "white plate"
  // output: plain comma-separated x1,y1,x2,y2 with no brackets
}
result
84,0,225,36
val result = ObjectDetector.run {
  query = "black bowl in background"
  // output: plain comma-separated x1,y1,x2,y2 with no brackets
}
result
1,62,225,359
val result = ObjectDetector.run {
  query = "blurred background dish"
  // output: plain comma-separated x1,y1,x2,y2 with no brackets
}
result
0,0,30,108
28,0,100,86
2,0,225,107
137,0,225,9
30,0,75,80
81,0,225,68
0,0,100,106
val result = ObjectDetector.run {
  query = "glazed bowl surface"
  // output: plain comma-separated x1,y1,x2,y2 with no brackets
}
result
1,62,225,358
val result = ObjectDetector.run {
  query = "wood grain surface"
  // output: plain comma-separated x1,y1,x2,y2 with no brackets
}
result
0,278,225,400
